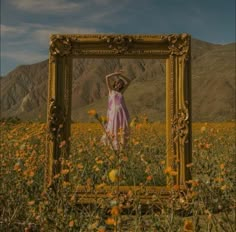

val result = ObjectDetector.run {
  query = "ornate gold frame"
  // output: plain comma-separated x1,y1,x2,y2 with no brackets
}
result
45,34,192,201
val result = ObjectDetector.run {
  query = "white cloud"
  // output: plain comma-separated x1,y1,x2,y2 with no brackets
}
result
9,0,83,13
79,2,129,25
92,0,130,5
31,25,98,45
1,24,26,35
92,0,114,5
2,39,33,46
2,23,98,47
1,50,47,64
1,23,99,71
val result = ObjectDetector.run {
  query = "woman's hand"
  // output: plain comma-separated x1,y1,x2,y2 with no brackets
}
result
114,70,122,75
115,70,124,75
106,70,124,78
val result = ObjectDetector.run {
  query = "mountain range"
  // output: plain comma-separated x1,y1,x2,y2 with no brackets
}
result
1,38,235,122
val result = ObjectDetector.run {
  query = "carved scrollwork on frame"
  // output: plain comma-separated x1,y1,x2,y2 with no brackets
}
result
162,33,190,60
50,35,73,57
172,107,189,145
48,98,66,141
46,33,192,193
99,35,135,54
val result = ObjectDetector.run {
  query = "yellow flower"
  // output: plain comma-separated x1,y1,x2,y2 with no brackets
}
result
173,184,180,191
97,183,106,189
170,171,178,176
207,213,212,220
130,118,137,127
122,156,128,162
70,195,76,202
184,219,193,231
214,177,224,182
86,178,92,188
221,185,227,191
62,181,71,188
200,126,206,133
88,109,97,117
111,206,120,216
220,163,225,170
88,222,99,230
61,169,70,175
179,197,185,204
105,217,116,225
53,173,61,179
98,226,106,232
164,166,173,175
77,163,84,169
127,190,133,198
14,163,21,171
28,201,35,206
27,180,33,185
95,158,103,164
108,169,119,182
188,191,198,198
69,220,74,227
205,143,212,149
93,165,100,172
146,175,153,181
136,123,142,129
132,139,140,145
186,180,199,187
160,160,165,165
198,143,205,149
192,180,199,187
28,170,35,177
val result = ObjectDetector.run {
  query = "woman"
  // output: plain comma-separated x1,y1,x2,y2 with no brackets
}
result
101,70,131,150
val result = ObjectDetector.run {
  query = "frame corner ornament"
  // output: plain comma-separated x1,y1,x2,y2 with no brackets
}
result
49,35,73,57
165,33,191,58
99,35,135,54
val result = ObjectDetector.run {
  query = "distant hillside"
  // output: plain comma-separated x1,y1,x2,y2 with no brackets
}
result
1,38,235,122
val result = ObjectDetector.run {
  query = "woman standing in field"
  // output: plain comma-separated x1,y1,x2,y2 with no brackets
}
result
101,70,131,150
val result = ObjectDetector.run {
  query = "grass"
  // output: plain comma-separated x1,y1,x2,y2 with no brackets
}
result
0,119,235,231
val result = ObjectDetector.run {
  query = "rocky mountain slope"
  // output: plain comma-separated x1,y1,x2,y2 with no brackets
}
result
1,39,235,122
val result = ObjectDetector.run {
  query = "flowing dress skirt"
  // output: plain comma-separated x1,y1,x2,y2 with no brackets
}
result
101,90,130,150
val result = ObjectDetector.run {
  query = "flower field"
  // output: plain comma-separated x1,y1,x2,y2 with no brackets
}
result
0,120,235,231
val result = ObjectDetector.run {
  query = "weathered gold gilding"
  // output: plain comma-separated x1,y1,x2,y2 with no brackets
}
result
45,34,192,201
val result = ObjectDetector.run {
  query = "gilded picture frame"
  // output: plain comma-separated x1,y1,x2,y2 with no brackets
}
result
45,33,192,203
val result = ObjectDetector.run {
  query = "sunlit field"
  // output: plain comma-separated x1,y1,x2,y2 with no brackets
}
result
1,118,235,231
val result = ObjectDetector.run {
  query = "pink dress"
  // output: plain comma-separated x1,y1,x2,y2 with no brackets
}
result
101,90,130,149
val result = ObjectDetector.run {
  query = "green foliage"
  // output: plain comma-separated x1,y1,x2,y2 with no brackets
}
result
0,116,21,124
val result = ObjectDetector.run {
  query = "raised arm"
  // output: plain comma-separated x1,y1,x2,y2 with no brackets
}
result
105,71,120,93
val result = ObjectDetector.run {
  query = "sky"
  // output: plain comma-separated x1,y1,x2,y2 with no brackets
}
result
0,0,235,76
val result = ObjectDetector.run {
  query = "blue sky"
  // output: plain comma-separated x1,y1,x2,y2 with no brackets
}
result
1,0,235,76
